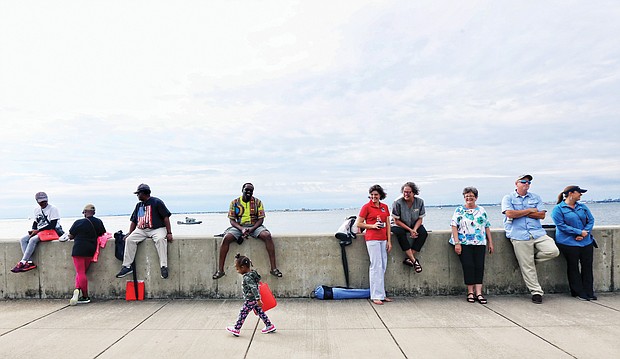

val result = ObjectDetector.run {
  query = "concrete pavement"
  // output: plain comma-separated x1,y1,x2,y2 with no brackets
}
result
1,293,619,359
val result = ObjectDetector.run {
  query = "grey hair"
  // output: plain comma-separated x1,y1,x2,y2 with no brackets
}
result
462,186,478,198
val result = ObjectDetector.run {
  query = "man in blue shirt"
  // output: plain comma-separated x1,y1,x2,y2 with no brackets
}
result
501,174,559,304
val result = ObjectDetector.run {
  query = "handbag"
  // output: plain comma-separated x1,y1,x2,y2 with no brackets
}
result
38,229,60,241
259,281,277,311
41,209,64,236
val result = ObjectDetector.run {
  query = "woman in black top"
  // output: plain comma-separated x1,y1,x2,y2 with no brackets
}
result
68,204,106,305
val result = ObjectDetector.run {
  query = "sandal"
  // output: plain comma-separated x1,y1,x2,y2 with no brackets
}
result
476,294,487,304
413,259,423,273
467,293,475,303
270,268,283,278
212,270,225,280
372,299,384,305
403,258,415,267
382,297,393,302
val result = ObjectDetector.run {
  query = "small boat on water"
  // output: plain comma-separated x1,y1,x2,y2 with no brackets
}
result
177,217,203,225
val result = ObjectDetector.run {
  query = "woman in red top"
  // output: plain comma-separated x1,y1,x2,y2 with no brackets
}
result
356,184,393,305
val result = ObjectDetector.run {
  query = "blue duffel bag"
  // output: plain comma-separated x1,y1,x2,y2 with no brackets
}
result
314,285,370,300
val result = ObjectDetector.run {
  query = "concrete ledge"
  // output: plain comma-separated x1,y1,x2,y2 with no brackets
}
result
1,227,618,299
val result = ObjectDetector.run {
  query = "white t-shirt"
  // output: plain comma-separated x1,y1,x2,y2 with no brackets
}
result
34,204,61,230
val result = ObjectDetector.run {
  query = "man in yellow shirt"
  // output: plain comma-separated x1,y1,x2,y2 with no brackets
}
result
213,183,282,279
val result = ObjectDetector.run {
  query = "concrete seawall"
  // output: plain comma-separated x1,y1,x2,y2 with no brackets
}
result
1,227,618,299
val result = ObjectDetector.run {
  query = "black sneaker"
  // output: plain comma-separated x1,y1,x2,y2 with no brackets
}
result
161,266,169,279
77,297,91,304
532,294,543,304
588,294,598,301
116,266,133,278
576,295,590,301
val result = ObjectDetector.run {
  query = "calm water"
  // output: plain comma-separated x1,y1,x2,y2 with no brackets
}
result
1,202,618,240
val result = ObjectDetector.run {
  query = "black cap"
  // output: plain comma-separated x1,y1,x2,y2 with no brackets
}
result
564,186,587,194
134,183,150,194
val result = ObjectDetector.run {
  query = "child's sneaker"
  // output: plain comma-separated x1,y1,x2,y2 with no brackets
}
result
226,326,240,337
69,289,80,306
261,324,276,334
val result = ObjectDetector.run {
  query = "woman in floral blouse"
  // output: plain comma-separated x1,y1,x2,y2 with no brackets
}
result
450,187,494,304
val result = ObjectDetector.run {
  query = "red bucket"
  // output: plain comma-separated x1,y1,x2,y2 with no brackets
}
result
259,281,277,311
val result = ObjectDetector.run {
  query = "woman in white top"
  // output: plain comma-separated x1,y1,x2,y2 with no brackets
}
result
450,187,494,304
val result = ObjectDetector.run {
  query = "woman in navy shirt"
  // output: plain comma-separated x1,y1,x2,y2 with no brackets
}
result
551,186,596,300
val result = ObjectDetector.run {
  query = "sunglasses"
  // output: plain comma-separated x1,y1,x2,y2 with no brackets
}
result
519,180,532,184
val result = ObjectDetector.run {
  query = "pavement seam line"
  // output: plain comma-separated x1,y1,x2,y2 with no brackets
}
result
243,316,260,359
368,299,408,359
482,305,578,359
93,299,171,358
0,304,68,337
590,300,620,312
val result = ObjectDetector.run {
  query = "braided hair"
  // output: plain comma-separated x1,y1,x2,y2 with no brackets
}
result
234,253,252,269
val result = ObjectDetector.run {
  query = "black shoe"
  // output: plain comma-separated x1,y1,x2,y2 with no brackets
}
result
576,295,590,301
161,266,169,279
77,296,91,304
588,294,598,301
532,294,543,304
116,266,133,278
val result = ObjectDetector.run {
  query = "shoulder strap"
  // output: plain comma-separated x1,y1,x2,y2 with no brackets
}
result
85,217,98,237
40,208,51,225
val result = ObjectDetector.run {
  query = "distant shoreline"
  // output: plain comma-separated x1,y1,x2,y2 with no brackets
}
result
98,199,620,216
1,200,618,221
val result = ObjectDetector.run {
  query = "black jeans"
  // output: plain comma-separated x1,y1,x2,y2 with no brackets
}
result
392,225,427,252
556,243,594,297
458,245,486,285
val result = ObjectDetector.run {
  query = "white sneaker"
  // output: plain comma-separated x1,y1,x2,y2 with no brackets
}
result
261,324,276,334
69,289,80,306
59,233,70,242
226,326,240,337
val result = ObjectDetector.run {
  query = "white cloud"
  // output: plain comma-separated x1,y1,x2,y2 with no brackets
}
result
1,0,619,218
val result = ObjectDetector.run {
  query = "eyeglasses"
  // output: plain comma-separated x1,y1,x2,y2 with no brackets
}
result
518,180,531,184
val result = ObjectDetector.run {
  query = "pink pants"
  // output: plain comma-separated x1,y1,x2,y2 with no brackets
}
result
73,256,92,296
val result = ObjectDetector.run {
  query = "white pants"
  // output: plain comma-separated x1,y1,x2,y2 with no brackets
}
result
123,227,168,267
366,240,388,301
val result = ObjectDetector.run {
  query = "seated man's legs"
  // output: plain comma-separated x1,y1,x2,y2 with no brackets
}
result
511,238,543,295
20,234,30,254
254,227,277,271
216,227,242,274
20,234,40,262
150,227,169,267
122,229,148,267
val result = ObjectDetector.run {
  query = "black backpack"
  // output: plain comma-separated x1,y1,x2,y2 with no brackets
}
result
114,230,126,261
335,216,357,246
334,216,358,287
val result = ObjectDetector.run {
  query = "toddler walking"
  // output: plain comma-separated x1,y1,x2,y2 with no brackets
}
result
226,253,276,336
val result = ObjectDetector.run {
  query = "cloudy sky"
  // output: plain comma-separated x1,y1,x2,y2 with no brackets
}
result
1,1,619,219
